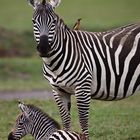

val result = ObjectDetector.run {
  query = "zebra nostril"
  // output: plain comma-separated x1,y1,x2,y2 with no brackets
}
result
37,35,51,57
8,132,16,140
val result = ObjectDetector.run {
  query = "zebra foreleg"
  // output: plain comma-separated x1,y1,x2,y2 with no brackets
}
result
75,89,91,140
52,89,71,131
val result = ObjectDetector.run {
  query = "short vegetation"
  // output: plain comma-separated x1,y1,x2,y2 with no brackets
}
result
0,0,140,139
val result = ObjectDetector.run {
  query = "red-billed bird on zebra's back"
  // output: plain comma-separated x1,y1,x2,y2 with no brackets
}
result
73,18,82,30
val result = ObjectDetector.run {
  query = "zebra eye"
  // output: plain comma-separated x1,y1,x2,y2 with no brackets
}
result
52,20,56,25
19,122,24,125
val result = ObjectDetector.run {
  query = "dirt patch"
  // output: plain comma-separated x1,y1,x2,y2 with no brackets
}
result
0,90,53,100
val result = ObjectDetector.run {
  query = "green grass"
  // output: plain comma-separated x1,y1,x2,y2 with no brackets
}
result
58,0,140,31
0,0,33,32
1,0,140,31
0,57,51,91
0,29,35,57
1,93,140,140
0,1,140,139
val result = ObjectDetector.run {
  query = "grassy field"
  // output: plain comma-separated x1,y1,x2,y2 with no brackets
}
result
0,1,140,140
0,0,140,31
0,57,51,91
1,93,140,140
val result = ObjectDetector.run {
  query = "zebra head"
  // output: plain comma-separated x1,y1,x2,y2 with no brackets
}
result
27,0,61,57
8,101,33,140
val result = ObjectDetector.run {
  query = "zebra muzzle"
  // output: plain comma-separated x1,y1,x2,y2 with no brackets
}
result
37,35,51,57
8,132,16,140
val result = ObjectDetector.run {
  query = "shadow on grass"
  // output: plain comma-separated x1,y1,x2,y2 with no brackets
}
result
126,137,140,140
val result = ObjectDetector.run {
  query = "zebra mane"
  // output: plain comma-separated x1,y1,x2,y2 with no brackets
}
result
99,23,138,35
27,104,61,129
53,12,70,31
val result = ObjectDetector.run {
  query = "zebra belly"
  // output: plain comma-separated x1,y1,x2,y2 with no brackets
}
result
91,78,140,101
52,85,75,95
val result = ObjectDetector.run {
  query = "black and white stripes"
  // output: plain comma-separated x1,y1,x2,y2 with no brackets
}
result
49,130,83,140
88,24,140,100
27,0,140,139
8,102,83,140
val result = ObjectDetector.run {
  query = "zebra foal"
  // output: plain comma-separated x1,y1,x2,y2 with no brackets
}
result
27,0,140,139
8,101,85,140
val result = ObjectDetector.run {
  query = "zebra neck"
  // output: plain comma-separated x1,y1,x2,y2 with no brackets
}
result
49,18,69,45
30,115,59,140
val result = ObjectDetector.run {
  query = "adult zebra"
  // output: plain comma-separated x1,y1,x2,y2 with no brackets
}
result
8,101,85,140
27,0,140,139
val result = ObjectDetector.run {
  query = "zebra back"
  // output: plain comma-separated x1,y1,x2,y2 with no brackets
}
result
49,130,84,140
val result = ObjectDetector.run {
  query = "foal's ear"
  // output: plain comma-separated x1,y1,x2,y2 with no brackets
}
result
27,0,40,9
18,101,30,118
18,101,27,112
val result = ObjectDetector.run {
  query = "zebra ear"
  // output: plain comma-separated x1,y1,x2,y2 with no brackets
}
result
49,0,61,8
18,101,30,118
18,101,26,112
27,0,40,9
